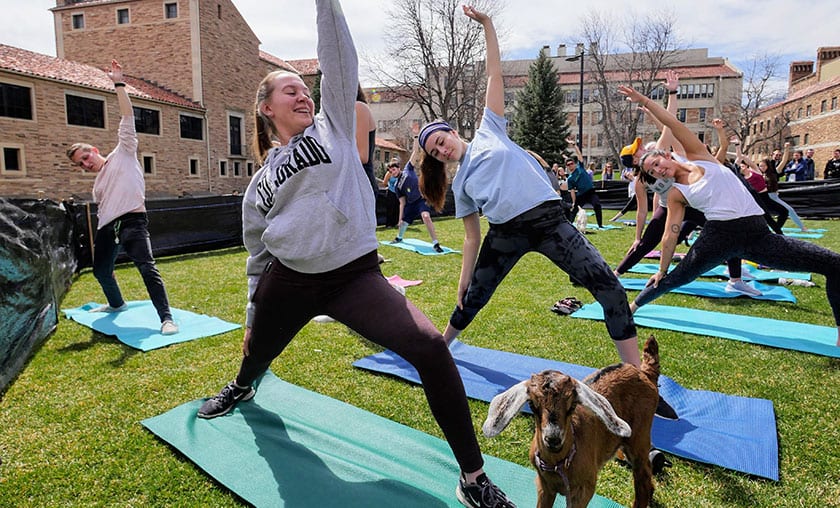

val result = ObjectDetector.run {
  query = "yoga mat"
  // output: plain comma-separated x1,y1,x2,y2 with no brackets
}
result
783,227,826,234
385,274,423,287
618,278,796,303
354,341,779,481
143,371,622,508
573,302,839,359
63,301,240,351
784,231,824,239
586,224,622,230
379,238,459,255
628,263,812,281
643,251,685,261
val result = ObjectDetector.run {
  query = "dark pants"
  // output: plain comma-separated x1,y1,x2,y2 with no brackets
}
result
236,251,484,473
615,205,742,279
450,201,637,342
572,188,603,227
93,213,172,322
635,215,840,325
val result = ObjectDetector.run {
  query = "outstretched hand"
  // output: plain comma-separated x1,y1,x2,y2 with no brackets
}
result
462,4,489,23
663,69,679,92
107,59,123,83
617,85,644,104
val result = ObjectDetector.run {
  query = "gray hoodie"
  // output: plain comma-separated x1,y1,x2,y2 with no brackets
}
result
241,0,376,326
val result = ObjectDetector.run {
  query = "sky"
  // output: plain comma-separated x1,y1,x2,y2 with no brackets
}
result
1,0,837,88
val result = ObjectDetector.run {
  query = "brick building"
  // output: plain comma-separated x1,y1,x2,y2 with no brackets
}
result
0,0,405,200
749,47,840,175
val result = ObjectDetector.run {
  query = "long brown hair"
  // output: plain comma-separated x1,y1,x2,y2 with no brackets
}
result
418,151,448,212
251,70,298,165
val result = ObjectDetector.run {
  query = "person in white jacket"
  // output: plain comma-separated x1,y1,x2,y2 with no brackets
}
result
67,59,177,336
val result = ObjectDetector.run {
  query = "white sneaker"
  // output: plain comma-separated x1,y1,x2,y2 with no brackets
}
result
160,319,179,335
88,303,128,313
725,280,762,297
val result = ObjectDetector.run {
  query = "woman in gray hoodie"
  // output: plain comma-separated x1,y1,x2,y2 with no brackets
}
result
197,2,514,506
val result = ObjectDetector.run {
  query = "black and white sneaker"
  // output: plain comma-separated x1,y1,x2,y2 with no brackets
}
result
433,243,444,253
456,473,516,508
655,395,679,420
197,382,255,419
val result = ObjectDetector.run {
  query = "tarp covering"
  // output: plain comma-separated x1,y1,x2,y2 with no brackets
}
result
0,198,77,392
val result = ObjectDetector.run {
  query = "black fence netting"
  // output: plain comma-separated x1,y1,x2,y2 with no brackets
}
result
1,198,77,392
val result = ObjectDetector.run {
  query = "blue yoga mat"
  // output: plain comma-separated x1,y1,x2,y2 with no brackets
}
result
379,238,459,255
586,224,622,230
143,371,622,507
354,341,779,480
63,301,240,351
628,262,812,281
783,228,827,233
573,302,839,359
619,278,796,302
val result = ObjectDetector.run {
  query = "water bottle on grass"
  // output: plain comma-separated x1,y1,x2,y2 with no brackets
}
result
778,278,816,287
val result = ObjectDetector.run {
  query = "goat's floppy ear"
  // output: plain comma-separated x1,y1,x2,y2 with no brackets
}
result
482,380,529,438
573,379,631,438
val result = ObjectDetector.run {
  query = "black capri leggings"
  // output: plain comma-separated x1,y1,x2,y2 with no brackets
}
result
450,200,637,341
236,251,484,473
634,215,840,326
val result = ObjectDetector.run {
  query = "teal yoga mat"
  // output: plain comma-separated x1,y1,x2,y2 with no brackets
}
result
143,371,622,507
618,278,796,302
627,262,812,281
63,301,240,351
379,238,459,255
354,341,779,480
573,302,839,358
586,224,622,230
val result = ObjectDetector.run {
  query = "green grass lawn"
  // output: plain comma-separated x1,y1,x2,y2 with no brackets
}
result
2,215,839,507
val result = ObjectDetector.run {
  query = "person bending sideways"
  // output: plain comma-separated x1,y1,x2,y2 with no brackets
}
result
416,6,678,420
67,59,177,336
195,3,516,507
618,84,840,347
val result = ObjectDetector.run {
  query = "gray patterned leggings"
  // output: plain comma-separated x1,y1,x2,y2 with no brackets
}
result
450,201,637,341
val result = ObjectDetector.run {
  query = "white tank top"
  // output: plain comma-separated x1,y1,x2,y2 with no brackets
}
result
671,160,764,221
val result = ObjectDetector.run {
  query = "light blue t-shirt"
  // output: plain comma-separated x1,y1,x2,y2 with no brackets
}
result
453,108,560,224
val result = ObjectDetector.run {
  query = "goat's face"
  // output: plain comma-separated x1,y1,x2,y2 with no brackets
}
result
528,371,577,453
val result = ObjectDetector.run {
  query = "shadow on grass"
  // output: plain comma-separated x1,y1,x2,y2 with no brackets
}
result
58,329,139,367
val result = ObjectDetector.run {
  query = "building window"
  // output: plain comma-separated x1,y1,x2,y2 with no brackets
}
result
676,108,686,122
804,134,809,145
164,2,178,18
116,8,130,25
219,159,227,176
697,131,705,143
707,83,714,98
72,13,84,29
806,105,811,117
142,154,155,174
66,93,105,128
179,114,203,139
797,108,802,119
133,106,160,135
228,113,243,156
821,99,827,113
247,161,254,176
233,161,241,176
0,82,33,120
832,97,838,110
1,145,25,175
189,157,199,176
698,107,707,124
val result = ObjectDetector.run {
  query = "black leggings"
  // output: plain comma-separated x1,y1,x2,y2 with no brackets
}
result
450,201,637,341
571,189,603,228
615,205,743,279
634,215,840,325
236,251,484,473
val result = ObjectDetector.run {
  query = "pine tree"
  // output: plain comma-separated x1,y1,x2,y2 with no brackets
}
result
511,51,571,165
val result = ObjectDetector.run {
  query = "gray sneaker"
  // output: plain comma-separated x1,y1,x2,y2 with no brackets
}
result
88,303,128,313
197,382,255,419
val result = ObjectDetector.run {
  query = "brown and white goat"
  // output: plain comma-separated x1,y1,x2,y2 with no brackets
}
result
483,336,661,508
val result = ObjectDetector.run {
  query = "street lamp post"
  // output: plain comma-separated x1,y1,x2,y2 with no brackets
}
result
566,45,585,151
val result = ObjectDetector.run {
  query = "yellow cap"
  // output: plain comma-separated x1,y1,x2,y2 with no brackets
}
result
620,137,642,157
